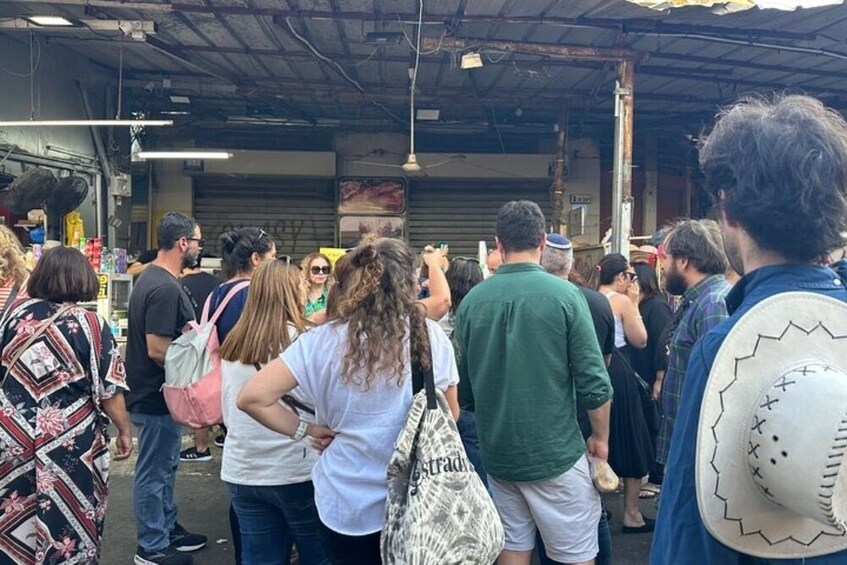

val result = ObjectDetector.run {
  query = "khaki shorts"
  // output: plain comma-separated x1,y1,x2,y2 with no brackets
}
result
488,455,600,563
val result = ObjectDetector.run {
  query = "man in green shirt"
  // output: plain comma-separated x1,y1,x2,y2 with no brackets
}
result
453,201,613,565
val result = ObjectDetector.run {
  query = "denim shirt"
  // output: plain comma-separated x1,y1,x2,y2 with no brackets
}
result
650,263,847,565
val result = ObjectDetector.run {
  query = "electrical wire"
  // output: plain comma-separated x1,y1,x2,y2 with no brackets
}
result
352,46,380,67
409,0,424,155
116,37,124,119
400,16,445,55
0,32,41,78
485,50,510,64
283,16,403,124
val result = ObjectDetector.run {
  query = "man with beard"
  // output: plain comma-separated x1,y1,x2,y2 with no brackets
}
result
127,212,207,565
650,95,847,564
653,219,729,468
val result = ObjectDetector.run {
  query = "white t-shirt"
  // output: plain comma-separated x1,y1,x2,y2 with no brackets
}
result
220,328,319,486
281,318,459,536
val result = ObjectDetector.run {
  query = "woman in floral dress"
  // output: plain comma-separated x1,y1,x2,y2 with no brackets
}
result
0,247,132,564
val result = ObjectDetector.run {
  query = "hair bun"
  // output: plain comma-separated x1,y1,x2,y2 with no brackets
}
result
352,244,378,268
219,230,240,254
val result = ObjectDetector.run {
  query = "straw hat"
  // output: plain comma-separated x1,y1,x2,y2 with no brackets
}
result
696,291,847,558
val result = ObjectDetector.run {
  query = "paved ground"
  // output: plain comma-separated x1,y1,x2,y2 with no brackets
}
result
102,435,655,564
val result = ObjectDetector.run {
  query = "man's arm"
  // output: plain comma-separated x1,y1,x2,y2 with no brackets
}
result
146,334,172,367
586,400,611,460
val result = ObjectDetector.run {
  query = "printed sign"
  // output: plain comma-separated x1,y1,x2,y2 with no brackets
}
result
570,194,593,205
97,274,109,300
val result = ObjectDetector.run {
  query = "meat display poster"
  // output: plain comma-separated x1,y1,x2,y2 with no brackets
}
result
338,178,406,214
339,216,404,249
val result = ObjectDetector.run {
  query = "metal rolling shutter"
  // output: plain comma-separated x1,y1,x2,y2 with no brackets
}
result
194,176,336,260
408,180,553,258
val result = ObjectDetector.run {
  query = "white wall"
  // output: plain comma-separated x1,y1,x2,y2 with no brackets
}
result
0,34,111,236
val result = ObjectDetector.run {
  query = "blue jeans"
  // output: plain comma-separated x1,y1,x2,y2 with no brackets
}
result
457,410,487,487
130,412,182,552
227,481,329,565
536,505,612,565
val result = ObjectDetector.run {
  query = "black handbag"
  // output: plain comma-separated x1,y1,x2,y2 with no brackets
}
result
614,348,660,436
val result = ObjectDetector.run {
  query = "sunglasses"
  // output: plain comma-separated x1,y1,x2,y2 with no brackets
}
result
623,271,637,280
311,265,331,275
186,237,205,248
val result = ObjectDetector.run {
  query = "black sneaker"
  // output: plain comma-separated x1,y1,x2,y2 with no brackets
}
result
170,523,207,552
179,447,212,462
213,434,225,448
134,545,192,565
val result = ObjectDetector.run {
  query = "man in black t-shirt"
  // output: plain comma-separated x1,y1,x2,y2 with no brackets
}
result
126,212,208,565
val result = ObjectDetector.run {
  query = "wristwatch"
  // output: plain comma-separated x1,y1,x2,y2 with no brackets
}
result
292,419,309,441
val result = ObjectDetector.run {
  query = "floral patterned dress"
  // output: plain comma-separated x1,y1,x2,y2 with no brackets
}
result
0,299,127,564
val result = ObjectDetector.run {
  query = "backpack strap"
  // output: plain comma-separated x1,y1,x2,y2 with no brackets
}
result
201,280,250,326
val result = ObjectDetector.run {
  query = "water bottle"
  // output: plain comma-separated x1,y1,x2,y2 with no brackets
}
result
110,312,120,338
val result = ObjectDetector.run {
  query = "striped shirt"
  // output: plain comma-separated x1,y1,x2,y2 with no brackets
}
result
656,274,729,464
0,277,26,314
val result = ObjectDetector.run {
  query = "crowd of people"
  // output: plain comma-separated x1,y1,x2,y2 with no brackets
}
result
0,94,844,565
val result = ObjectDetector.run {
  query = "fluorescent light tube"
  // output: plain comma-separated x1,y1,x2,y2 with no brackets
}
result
416,109,441,121
0,119,172,127
25,16,75,27
169,95,191,104
136,151,233,160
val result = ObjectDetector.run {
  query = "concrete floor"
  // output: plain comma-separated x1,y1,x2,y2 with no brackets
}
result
102,437,655,564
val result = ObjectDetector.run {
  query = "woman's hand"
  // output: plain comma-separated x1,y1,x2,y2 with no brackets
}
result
113,429,133,460
626,279,641,304
308,424,337,454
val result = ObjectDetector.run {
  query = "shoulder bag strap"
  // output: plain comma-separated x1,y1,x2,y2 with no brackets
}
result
410,323,437,410
4,304,74,384
252,361,315,416
204,280,250,326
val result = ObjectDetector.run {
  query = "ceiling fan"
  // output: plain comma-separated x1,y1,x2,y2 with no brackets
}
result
351,0,464,176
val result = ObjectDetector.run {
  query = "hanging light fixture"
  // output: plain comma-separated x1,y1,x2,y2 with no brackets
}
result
135,151,233,160
0,27,172,128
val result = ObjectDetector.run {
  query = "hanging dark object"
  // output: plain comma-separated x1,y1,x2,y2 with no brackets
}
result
2,168,57,213
0,172,15,191
43,176,89,241
49,176,89,217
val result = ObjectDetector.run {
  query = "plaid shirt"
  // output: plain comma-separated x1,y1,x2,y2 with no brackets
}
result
656,274,729,463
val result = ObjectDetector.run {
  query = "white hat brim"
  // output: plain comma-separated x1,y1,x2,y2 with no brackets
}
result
696,291,847,559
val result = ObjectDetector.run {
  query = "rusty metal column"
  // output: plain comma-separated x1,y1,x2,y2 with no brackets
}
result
551,108,568,234
611,60,634,259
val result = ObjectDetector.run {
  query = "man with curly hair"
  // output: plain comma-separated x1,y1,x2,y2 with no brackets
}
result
651,95,847,564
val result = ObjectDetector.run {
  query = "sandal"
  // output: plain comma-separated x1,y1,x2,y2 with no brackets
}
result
639,483,661,500
622,517,655,534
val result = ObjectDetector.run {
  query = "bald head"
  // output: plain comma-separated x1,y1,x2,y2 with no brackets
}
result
486,250,502,274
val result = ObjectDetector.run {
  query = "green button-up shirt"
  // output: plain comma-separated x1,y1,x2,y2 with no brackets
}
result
453,262,613,482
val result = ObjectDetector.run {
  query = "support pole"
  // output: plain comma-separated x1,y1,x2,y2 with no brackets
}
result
551,108,568,234
611,60,635,259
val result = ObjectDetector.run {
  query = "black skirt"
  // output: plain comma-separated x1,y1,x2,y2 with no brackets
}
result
607,346,655,479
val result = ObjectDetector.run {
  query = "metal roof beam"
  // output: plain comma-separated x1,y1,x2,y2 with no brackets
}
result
422,36,646,63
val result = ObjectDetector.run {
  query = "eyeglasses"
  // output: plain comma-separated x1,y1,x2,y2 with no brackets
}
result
311,265,331,275
624,271,637,280
186,237,205,248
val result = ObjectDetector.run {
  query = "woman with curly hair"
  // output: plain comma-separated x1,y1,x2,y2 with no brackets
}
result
238,238,460,565
0,224,28,312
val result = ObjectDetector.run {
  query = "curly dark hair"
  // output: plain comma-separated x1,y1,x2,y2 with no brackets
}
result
334,238,430,389
699,95,847,262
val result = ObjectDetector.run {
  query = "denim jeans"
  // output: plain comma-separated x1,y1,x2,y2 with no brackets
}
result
536,505,612,565
130,412,182,552
317,521,381,565
456,410,487,488
227,481,329,565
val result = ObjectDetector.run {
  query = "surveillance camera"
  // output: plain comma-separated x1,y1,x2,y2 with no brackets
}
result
143,81,155,93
